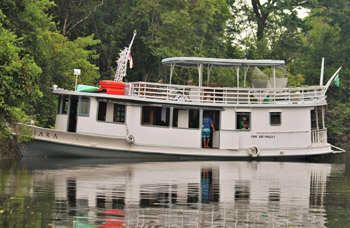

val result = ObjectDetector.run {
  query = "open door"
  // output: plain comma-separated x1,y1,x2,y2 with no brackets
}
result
202,110,220,148
68,96,79,132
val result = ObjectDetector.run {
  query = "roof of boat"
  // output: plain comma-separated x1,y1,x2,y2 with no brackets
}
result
161,57,286,68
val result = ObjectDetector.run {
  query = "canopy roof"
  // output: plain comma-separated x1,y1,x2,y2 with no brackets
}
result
162,57,286,68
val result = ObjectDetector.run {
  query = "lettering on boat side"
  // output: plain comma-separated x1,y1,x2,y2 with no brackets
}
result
251,135,276,139
33,130,58,139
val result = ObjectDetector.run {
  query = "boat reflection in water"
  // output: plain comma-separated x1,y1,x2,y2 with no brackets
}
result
20,158,331,227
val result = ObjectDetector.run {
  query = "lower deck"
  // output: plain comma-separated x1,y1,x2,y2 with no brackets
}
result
53,94,328,153
21,125,334,158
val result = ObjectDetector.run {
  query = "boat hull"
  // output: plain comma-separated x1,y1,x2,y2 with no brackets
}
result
16,126,339,160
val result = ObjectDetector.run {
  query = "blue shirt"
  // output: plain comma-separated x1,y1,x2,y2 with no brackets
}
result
203,116,213,131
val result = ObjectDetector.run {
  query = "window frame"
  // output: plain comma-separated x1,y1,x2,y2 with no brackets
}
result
57,95,62,114
113,103,125,123
141,106,170,127
97,101,126,124
78,97,90,117
61,95,69,114
97,101,107,121
270,112,281,126
236,112,251,131
172,108,200,129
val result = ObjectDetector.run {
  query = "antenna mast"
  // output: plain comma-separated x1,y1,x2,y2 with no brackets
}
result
114,30,137,82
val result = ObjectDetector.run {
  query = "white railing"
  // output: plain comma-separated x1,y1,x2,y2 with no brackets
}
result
126,82,326,105
312,129,327,145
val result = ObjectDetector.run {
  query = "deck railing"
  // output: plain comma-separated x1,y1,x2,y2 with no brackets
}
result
311,129,327,145
126,82,326,105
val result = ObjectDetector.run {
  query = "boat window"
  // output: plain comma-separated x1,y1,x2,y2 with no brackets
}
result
142,106,170,126
57,95,62,114
113,104,125,123
97,101,107,121
79,97,90,117
61,95,69,114
270,112,281,126
173,109,199,128
236,112,250,130
189,110,200,128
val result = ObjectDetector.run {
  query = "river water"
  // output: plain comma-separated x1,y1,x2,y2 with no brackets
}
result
1,155,350,227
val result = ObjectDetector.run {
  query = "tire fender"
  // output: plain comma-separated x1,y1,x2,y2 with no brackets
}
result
248,146,260,157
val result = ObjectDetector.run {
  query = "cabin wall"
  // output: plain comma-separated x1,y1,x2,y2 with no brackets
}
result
218,107,312,150
76,98,127,137
55,114,68,131
220,108,236,130
72,96,313,150
247,107,312,149
126,106,201,148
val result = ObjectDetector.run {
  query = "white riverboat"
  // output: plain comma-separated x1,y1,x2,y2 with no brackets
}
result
16,53,345,159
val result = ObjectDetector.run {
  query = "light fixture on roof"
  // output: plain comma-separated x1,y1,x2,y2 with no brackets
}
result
74,69,81,91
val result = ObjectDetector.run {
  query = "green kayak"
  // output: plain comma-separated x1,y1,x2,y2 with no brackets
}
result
76,84,99,92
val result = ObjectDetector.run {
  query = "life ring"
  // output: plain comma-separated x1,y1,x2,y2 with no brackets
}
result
99,80,126,89
248,146,260,157
126,135,135,144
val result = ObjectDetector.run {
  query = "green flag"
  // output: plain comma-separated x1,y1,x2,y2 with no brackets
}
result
335,75,340,87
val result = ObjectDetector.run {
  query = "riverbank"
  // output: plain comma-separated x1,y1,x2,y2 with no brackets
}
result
0,137,21,159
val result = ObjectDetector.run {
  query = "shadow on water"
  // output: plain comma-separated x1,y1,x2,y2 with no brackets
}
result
345,152,350,177
324,152,350,227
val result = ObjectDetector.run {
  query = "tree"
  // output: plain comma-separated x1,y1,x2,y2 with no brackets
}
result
0,0,101,130
129,0,231,83
51,0,105,37
0,9,42,136
228,0,313,62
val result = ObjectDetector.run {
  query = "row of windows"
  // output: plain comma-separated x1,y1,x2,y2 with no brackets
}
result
57,96,282,127
97,102,125,123
235,112,281,130
57,95,90,116
141,107,200,128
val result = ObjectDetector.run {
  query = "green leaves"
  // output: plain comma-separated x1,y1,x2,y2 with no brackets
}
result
0,10,41,125
0,1,101,136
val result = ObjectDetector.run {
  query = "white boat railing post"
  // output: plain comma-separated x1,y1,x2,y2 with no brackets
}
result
166,85,169,100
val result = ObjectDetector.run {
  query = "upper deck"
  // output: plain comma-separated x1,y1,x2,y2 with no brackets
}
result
126,82,326,106
53,57,329,107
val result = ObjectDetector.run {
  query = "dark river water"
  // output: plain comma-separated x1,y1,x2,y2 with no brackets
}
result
1,155,350,228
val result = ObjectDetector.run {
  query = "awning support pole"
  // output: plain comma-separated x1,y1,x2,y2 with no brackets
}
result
236,67,240,88
316,107,319,130
198,64,203,87
169,63,175,84
207,64,212,84
243,66,249,88
273,67,276,88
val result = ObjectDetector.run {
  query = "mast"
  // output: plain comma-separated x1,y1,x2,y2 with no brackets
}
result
114,30,137,82
320,57,324,86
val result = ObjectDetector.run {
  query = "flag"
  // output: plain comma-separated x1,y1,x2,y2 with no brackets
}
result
335,75,340,87
129,51,133,69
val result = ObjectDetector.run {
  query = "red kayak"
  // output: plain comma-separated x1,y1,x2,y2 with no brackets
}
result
99,80,126,89
106,88,125,95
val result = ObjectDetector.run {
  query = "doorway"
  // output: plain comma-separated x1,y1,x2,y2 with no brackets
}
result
68,96,79,132
202,110,220,148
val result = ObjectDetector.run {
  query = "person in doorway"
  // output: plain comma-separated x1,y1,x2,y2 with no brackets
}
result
202,113,215,148
240,117,250,130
